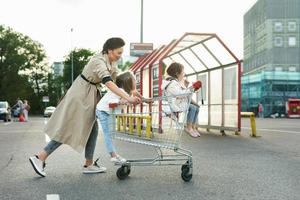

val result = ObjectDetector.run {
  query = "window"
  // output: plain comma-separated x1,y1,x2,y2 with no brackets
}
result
152,67,158,79
136,74,140,83
274,22,283,32
288,21,297,32
289,66,296,72
274,36,283,47
288,37,297,47
275,67,282,72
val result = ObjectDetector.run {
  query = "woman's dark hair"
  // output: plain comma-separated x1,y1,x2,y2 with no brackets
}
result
166,62,184,79
102,37,125,54
116,71,135,95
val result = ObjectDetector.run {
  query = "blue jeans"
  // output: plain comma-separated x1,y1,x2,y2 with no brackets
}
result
96,110,116,154
187,104,199,125
44,121,98,160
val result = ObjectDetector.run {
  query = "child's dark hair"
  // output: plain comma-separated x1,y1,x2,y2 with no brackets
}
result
102,37,125,54
116,71,135,94
166,62,184,79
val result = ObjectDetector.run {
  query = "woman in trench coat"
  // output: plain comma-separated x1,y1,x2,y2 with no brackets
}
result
29,38,141,177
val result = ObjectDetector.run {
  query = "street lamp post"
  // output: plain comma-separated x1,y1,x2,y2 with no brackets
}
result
71,28,74,84
140,0,143,43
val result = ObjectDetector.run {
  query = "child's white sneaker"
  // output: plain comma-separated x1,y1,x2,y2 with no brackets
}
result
110,155,127,164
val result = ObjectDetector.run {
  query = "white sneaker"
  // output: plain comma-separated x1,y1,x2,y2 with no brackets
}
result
184,128,198,138
83,162,106,174
29,155,46,177
110,155,127,164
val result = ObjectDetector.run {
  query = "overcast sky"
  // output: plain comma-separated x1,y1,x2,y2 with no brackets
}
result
0,0,257,63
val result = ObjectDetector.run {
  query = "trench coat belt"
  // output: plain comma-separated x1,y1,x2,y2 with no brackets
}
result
80,74,100,85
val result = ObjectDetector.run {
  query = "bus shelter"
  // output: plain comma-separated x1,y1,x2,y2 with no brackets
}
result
130,33,241,133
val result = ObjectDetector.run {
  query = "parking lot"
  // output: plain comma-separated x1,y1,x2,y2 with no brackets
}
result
0,117,299,200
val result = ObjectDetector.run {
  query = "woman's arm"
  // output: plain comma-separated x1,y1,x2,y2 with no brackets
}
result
105,81,141,104
132,90,152,103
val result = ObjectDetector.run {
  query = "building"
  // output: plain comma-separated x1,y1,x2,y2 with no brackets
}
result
242,0,300,116
51,62,64,77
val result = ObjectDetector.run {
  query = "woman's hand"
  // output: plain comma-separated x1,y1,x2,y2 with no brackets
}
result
128,96,142,105
119,98,128,105
142,98,153,104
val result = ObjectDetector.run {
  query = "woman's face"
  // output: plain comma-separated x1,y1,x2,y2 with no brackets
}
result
108,47,123,62
177,68,185,81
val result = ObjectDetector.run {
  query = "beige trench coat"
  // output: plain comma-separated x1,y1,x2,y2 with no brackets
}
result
44,53,118,153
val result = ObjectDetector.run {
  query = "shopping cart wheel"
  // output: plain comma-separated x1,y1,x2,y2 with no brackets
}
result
116,166,131,180
181,164,189,172
181,161,191,172
181,168,192,182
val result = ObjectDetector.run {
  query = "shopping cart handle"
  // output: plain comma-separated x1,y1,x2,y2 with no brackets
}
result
109,103,118,109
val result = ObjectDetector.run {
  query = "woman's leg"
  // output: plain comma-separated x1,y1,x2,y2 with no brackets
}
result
84,121,99,166
37,140,62,161
24,110,28,121
30,139,62,177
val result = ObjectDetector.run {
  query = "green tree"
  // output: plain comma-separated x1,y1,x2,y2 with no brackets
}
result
62,48,95,89
118,61,133,72
47,73,64,107
0,25,49,113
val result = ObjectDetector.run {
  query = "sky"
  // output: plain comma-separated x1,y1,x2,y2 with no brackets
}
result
0,0,257,63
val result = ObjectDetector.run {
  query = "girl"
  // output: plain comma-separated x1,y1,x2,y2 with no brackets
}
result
162,62,201,138
96,71,137,163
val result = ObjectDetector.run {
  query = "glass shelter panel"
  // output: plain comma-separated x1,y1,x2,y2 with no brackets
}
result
204,38,236,65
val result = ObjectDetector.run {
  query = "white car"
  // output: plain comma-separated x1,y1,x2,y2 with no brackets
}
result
44,106,56,117
0,101,12,122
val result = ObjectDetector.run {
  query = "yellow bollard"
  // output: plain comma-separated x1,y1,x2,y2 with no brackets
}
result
250,114,257,137
137,116,142,136
145,116,152,138
117,116,121,131
122,115,126,132
241,112,258,137
129,116,133,134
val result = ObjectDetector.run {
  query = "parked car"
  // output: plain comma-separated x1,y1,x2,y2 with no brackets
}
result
44,106,56,117
0,101,12,122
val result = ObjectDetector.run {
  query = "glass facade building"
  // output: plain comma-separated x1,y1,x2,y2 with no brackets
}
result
243,0,300,116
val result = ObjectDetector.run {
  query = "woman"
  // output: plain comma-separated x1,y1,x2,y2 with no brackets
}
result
29,38,141,177
23,100,30,122
162,62,201,138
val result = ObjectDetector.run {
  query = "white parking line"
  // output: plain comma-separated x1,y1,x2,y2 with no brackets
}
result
45,134,51,143
46,194,60,200
242,127,300,134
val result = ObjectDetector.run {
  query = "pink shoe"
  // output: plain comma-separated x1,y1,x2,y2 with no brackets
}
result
185,128,198,138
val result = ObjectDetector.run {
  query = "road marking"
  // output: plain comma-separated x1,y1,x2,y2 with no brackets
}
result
242,127,300,134
44,118,48,124
47,194,60,200
45,134,51,143
4,122,12,126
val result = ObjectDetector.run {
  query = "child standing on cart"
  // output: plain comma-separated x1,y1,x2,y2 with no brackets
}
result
96,71,137,164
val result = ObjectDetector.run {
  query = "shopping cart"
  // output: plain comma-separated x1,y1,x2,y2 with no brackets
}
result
108,92,194,182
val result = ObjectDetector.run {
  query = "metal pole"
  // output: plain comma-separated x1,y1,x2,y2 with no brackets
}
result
71,28,74,84
140,0,143,43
